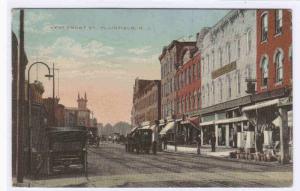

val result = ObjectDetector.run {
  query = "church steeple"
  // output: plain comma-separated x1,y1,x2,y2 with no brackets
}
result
77,91,88,109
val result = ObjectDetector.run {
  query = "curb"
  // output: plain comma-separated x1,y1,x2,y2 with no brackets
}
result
162,150,289,167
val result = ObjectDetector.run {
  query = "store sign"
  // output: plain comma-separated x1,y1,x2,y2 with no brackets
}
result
211,61,236,79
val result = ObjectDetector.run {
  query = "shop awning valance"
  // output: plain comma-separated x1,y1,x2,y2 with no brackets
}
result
242,99,280,112
159,121,175,135
214,116,247,124
140,125,150,130
200,120,215,126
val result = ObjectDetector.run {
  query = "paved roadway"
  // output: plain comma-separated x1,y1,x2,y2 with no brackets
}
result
84,142,292,187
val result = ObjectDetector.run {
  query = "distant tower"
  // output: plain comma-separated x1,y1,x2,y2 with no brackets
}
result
77,92,87,109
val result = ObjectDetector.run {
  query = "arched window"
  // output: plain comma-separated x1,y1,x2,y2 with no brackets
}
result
275,51,283,83
207,84,210,106
212,81,215,105
261,56,269,87
261,13,268,41
275,10,283,34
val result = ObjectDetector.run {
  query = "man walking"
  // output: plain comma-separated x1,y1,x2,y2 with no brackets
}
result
211,133,216,152
196,134,201,155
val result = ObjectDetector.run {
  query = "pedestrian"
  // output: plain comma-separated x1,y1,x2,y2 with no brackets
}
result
211,133,216,152
196,134,201,155
162,135,167,150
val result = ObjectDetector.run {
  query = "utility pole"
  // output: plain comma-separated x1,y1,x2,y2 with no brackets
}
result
17,9,25,183
52,63,55,126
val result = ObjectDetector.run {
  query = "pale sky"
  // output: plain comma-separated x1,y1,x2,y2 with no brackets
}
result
12,9,229,125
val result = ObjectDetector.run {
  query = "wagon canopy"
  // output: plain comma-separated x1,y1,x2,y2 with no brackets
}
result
46,126,88,142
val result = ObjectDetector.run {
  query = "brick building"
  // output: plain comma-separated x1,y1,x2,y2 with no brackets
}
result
159,40,196,119
242,9,293,163
131,79,161,127
175,50,201,117
256,9,292,93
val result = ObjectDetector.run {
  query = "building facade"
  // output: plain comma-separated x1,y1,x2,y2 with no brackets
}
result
159,40,196,119
64,93,91,127
241,9,293,163
198,10,257,147
175,50,201,117
131,79,161,127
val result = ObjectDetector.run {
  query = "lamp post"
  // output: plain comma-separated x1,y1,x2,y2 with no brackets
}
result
27,61,53,174
167,108,177,152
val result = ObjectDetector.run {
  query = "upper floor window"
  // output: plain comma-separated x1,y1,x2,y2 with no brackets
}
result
247,30,252,53
226,43,231,64
212,51,215,70
197,62,201,79
207,55,210,73
227,76,231,99
219,48,223,67
236,71,241,95
261,13,268,42
219,79,223,101
237,39,241,59
275,10,283,34
275,51,283,83
261,56,269,87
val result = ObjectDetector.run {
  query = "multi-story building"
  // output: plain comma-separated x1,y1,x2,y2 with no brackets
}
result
64,93,91,127
159,40,196,119
131,78,161,127
242,9,292,163
198,10,257,147
175,49,201,117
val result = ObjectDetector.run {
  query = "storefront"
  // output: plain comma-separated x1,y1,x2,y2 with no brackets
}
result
242,97,293,163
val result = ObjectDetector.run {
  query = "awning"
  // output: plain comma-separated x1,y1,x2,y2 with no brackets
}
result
242,99,280,112
141,125,150,130
215,116,247,124
200,120,214,126
159,121,175,135
272,116,281,128
288,111,293,127
130,126,138,133
150,125,156,131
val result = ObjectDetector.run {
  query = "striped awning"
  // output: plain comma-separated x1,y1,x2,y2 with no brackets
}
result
159,121,175,135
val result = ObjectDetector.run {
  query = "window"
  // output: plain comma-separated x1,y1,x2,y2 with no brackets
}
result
193,64,196,80
207,84,210,106
275,51,283,83
237,39,241,58
226,43,231,64
197,89,201,109
237,71,241,95
212,81,215,105
212,51,215,70
197,62,201,79
219,48,223,67
227,76,231,99
275,10,283,34
247,30,252,53
207,55,210,73
261,13,268,41
219,79,223,101
261,57,269,87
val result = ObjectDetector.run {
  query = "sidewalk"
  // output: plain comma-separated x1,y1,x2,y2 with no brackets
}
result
165,144,234,158
163,144,287,167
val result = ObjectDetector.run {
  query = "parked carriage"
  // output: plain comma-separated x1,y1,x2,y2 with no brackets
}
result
46,126,88,176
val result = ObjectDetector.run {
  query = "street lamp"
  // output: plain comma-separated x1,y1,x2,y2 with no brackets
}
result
27,61,53,174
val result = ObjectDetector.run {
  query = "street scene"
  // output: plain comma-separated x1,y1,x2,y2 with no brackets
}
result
11,8,293,187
